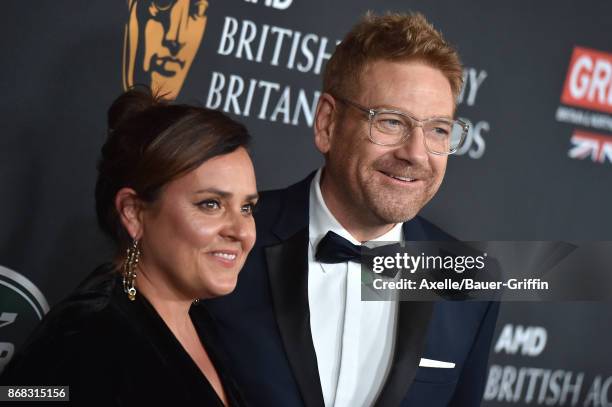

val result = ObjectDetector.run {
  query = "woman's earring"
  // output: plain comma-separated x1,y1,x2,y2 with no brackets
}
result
122,239,140,301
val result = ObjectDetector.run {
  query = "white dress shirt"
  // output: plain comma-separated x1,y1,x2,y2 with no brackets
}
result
308,168,401,407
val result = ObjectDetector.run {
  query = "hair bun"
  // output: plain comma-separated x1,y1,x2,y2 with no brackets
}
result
107,86,163,131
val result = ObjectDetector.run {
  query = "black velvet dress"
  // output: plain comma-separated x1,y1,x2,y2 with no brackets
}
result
1,264,248,406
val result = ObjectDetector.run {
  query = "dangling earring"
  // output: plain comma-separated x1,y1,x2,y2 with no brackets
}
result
122,239,140,301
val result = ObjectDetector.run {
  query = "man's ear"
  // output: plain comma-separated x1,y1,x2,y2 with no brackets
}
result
114,188,144,241
314,93,338,155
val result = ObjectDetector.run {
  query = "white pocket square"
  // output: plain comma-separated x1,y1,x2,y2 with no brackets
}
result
419,358,455,368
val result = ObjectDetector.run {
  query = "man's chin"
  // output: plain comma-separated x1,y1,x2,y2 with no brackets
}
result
368,195,429,224
378,211,419,224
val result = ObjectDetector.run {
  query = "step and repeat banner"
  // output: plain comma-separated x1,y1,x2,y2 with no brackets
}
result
1,1,611,405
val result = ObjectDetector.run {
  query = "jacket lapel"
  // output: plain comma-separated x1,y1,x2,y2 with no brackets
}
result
266,229,325,407
374,301,433,407
266,172,325,407
374,217,438,406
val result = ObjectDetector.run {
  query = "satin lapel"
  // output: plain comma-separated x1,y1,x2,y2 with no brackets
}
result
374,217,437,406
266,227,325,407
374,301,434,407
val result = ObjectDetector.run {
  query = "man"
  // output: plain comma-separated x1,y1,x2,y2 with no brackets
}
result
205,12,499,407
123,0,208,99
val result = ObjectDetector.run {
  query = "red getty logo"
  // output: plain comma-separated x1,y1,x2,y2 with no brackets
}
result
561,47,612,114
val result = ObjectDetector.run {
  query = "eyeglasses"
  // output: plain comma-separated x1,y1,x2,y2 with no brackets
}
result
333,96,468,155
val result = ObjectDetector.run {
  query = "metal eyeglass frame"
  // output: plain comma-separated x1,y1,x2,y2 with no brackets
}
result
333,95,469,155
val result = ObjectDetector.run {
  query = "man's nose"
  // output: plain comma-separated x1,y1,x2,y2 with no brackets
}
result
393,125,429,164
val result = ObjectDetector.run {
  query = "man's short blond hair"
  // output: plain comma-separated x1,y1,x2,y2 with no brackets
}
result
323,12,463,101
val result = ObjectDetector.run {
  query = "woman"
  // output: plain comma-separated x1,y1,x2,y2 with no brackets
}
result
1,87,257,406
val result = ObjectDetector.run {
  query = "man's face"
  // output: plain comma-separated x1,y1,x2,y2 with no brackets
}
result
319,60,454,228
125,0,208,99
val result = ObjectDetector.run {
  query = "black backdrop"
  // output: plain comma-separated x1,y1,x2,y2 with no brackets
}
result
1,1,611,405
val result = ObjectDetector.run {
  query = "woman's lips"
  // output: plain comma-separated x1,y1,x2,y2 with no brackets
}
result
208,250,240,268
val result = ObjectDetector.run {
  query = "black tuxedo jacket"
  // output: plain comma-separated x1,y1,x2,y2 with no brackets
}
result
205,174,499,407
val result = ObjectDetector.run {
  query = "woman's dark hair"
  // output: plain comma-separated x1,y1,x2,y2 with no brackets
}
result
95,86,250,255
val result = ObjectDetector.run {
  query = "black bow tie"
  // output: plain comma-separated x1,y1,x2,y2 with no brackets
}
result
314,231,402,277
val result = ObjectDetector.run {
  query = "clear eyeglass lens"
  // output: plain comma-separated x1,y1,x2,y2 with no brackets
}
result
370,112,464,153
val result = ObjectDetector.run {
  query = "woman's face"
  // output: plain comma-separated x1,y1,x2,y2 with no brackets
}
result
138,147,257,300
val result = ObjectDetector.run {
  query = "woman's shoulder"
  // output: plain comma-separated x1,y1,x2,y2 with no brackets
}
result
38,263,122,330
1,264,130,382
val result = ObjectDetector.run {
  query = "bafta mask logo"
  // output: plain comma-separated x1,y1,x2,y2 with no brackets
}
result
123,0,209,99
